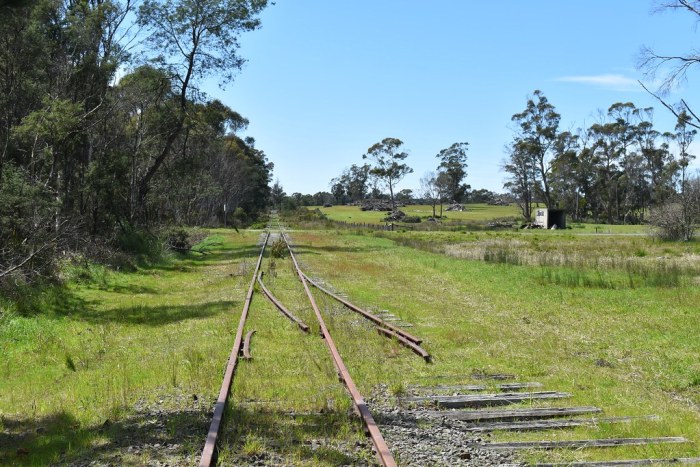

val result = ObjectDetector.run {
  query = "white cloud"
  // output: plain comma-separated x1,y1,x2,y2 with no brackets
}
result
556,74,642,91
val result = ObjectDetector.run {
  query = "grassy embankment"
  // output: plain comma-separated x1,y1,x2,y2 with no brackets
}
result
0,231,262,465
2,222,699,465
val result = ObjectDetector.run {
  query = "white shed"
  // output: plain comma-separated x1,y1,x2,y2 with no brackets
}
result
534,208,566,229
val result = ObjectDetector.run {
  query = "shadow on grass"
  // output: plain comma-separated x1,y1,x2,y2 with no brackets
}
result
99,283,160,295
221,405,371,465
0,405,209,466
52,297,238,326
140,245,263,273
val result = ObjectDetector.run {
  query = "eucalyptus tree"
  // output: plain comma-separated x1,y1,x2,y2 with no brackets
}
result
420,171,440,218
675,111,697,192
639,0,700,129
270,180,285,211
511,90,560,208
587,102,640,223
0,0,133,280
329,178,347,205
329,164,371,204
435,142,469,202
503,142,537,221
634,110,677,213
135,0,268,218
549,131,583,219
362,137,413,210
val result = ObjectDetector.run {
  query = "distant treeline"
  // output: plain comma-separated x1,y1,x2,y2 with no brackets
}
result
271,186,507,210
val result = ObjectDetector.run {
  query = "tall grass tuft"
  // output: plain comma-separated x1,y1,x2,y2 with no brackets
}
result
483,245,524,265
539,261,683,289
539,267,616,289
65,354,77,372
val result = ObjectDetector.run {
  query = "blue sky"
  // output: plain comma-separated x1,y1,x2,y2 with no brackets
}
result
206,1,700,196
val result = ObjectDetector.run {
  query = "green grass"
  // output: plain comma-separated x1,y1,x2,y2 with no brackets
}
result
315,203,521,224
315,204,653,235
225,229,700,464
0,230,261,465
2,225,699,465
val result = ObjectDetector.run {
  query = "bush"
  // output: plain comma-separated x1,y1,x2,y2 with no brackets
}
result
269,239,287,259
649,202,696,241
279,207,327,223
649,178,700,241
0,163,61,283
402,216,421,223
233,207,247,224
165,228,192,251
117,228,164,262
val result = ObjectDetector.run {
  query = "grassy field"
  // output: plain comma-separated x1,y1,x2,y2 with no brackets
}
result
219,228,700,464
2,225,699,465
315,203,651,234
315,203,520,224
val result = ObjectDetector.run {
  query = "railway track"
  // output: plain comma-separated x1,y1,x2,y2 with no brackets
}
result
200,227,696,466
199,229,428,466
199,231,270,466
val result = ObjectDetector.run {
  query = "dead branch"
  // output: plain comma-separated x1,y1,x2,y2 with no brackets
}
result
0,220,69,279
638,80,700,130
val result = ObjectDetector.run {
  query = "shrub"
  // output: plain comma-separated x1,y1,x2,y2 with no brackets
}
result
165,228,192,252
269,239,287,259
649,203,693,241
649,178,700,241
117,228,164,262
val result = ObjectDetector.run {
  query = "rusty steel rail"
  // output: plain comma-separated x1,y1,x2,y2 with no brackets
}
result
200,231,270,467
376,327,431,362
282,233,397,467
257,271,310,333
242,330,256,360
300,270,424,345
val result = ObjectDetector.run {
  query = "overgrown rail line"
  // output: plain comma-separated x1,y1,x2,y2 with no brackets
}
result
199,231,269,467
199,228,700,466
282,232,398,466
300,271,430,361
199,229,428,466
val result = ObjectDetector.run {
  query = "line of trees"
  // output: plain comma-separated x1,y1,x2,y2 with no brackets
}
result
328,139,471,213
503,91,697,227
1,0,271,283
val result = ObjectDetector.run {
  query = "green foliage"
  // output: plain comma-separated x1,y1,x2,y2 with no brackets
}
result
0,164,60,282
362,137,413,210
436,142,469,202
279,207,328,226
116,229,164,263
330,164,371,204
233,207,247,224
137,0,267,87
505,90,562,219
241,434,266,457
65,354,77,372
164,228,193,251
0,0,272,290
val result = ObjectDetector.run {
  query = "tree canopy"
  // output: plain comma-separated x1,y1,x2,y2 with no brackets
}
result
0,0,271,283
362,137,413,211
